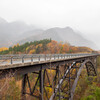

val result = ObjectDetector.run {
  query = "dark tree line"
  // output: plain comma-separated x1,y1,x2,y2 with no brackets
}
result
0,39,51,54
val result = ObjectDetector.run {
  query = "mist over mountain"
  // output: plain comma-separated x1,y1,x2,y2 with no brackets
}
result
0,17,36,47
18,27,97,49
20,29,44,40
0,17,97,49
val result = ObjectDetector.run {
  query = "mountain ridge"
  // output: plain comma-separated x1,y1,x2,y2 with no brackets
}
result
0,17,97,50
18,27,97,49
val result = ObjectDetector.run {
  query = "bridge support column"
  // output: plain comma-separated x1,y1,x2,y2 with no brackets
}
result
68,66,71,98
39,70,44,100
21,74,27,100
95,57,97,73
58,65,61,100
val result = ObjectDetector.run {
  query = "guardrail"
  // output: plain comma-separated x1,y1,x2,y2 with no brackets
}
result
0,53,98,65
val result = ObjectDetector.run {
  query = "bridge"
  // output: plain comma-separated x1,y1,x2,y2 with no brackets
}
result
0,53,99,100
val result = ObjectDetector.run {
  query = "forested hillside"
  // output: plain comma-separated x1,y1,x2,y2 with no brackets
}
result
0,39,99,100
0,39,94,55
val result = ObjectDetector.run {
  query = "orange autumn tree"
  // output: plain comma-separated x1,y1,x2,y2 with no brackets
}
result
47,40,70,54
47,40,60,54
77,47,93,53
0,39,94,55
70,46,78,53
62,43,70,53
0,47,8,52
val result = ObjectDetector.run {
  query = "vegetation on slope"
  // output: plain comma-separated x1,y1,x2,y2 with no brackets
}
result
0,39,99,100
74,57,100,100
0,39,93,55
0,47,8,52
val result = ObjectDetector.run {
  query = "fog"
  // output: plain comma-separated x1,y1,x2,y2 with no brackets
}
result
0,0,100,49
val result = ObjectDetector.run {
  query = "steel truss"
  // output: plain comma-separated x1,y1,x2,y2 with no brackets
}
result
21,58,97,100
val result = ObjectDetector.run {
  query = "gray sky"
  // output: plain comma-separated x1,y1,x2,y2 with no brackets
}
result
0,0,100,49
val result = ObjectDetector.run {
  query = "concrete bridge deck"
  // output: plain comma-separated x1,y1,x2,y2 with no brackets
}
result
0,53,98,70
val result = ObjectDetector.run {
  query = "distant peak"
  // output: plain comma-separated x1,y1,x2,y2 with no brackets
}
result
49,27,60,30
0,17,8,24
62,27,73,32
10,20,27,25
64,26,73,30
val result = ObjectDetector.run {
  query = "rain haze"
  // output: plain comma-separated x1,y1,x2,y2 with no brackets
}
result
1,1,100,100
0,0,100,50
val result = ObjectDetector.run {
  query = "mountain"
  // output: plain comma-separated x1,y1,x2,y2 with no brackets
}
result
0,17,36,47
18,27,97,49
0,17,7,24
20,29,44,40
0,17,97,49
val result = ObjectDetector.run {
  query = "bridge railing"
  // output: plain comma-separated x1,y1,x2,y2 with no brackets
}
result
0,53,98,65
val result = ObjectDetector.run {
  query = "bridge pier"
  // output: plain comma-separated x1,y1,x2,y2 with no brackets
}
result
39,70,44,100
58,66,61,100
21,74,27,100
21,68,44,100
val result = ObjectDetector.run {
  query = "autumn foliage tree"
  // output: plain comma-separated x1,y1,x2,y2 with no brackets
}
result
0,39,94,55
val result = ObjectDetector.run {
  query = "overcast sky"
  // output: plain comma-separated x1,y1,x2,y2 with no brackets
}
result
0,0,100,49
